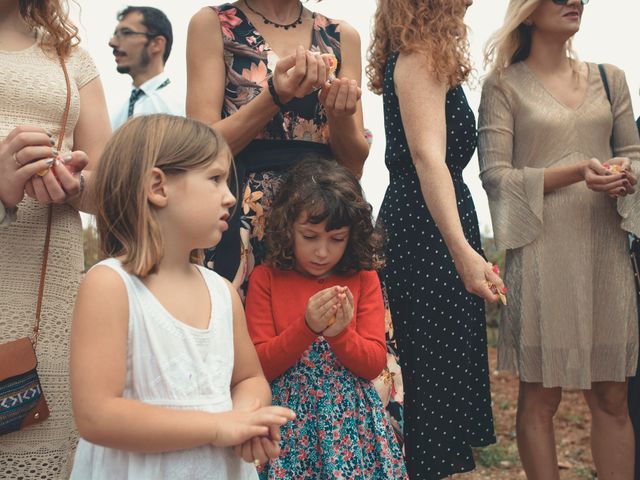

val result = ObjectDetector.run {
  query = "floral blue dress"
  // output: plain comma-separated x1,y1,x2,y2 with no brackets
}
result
259,339,407,479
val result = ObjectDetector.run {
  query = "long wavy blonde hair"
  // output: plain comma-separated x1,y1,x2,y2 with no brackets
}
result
366,0,472,94
484,0,577,77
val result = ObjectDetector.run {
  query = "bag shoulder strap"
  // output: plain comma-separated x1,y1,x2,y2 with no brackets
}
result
597,64,615,153
597,64,612,104
32,57,72,347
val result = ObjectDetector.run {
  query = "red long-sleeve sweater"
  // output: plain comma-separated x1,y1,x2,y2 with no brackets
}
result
245,265,387,382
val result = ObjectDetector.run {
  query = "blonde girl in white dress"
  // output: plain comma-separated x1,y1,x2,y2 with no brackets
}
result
69,115,295,480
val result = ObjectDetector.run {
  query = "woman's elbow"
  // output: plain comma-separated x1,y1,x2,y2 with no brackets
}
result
479,167,508,194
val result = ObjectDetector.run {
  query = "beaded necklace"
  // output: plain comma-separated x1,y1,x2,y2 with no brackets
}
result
244,0,304,30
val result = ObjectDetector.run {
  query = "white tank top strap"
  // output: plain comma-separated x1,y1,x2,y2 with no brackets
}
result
195,265,234,335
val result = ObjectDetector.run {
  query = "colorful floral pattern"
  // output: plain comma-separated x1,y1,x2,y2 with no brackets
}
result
212,3,340,142
371,285,404,442
259,339,407,479
208,3,342,285
208,2,405,448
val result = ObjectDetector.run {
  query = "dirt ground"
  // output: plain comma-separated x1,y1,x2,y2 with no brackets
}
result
462,348,596,480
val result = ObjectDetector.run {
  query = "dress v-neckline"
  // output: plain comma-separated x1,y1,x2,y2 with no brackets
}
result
233,4,318,63
521,61,591,112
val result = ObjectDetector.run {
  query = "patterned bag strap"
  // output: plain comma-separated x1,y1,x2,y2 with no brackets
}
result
32,57,72,348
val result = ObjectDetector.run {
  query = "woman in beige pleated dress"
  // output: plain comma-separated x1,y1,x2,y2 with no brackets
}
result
479,0,640,478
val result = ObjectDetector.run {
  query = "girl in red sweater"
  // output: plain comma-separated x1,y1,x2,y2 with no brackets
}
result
245,159,407,479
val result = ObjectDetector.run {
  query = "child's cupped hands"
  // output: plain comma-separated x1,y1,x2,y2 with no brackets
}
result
322,287,354,338
305,286,344,334
210,399,295,448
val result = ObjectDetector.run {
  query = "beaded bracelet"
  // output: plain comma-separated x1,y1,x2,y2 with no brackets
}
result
267,77,285,109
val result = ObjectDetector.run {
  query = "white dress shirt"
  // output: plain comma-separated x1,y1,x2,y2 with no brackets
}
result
111,72,185,131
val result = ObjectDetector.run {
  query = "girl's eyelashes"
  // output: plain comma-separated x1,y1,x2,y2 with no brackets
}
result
300,233,347,241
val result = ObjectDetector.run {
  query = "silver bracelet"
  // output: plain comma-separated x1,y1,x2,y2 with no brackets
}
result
0,200,18,228
78,171,85,195
66,172,85,204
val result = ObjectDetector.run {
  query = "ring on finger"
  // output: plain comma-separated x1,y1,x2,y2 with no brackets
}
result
253,459,261,467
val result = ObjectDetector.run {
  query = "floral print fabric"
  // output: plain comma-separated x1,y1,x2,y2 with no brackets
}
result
258,339,407,480
208,2,405,448
213,3,340,142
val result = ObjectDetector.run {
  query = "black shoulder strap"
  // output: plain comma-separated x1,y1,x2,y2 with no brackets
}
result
597,64,615,153
598,64,612,104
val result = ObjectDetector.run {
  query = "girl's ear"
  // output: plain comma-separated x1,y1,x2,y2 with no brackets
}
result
147,167,169,208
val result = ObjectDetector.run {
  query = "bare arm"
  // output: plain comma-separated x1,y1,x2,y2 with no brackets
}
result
322,21,369,177
186,8,323,155
70,76,111,213
186,7,280,155
23,77,111,212
227,280,272,410
71,266,220,453
395,52,502,301
543,162,588,193
71,267,291,453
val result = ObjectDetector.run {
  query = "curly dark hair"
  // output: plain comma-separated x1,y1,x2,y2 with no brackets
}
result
265,158,385,273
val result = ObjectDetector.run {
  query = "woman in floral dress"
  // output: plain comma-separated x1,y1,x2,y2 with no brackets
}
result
186,0,367,290
186,0,405,440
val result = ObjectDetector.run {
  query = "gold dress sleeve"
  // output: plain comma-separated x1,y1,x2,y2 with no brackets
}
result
607,65,640,237
478,75,545,250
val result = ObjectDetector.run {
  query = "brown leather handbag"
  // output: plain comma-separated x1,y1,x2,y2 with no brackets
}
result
0,56,71,436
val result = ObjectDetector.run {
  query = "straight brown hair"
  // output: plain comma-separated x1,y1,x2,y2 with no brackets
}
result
94,114,231,277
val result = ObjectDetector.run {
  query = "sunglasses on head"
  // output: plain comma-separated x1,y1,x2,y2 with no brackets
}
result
551,0,589,5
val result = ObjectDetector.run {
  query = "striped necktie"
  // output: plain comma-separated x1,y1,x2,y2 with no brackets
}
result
127,78,171,119
127,88,145,118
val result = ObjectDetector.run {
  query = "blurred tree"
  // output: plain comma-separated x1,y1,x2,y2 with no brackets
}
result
82,223,102,272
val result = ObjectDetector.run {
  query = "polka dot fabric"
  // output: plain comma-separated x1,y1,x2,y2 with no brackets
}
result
377,52,496,479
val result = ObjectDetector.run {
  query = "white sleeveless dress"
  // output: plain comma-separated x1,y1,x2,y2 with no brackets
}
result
70,258,259,480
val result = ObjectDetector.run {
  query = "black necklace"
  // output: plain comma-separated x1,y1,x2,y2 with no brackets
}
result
244,0,304,30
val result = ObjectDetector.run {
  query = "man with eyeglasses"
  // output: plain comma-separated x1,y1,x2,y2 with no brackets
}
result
109,6,184,130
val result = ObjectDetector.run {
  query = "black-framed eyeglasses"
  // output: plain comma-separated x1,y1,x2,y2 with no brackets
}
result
551,0,589,5
111,28,156,41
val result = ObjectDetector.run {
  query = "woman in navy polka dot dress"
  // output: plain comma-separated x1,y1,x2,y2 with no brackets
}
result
367,0,505,478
